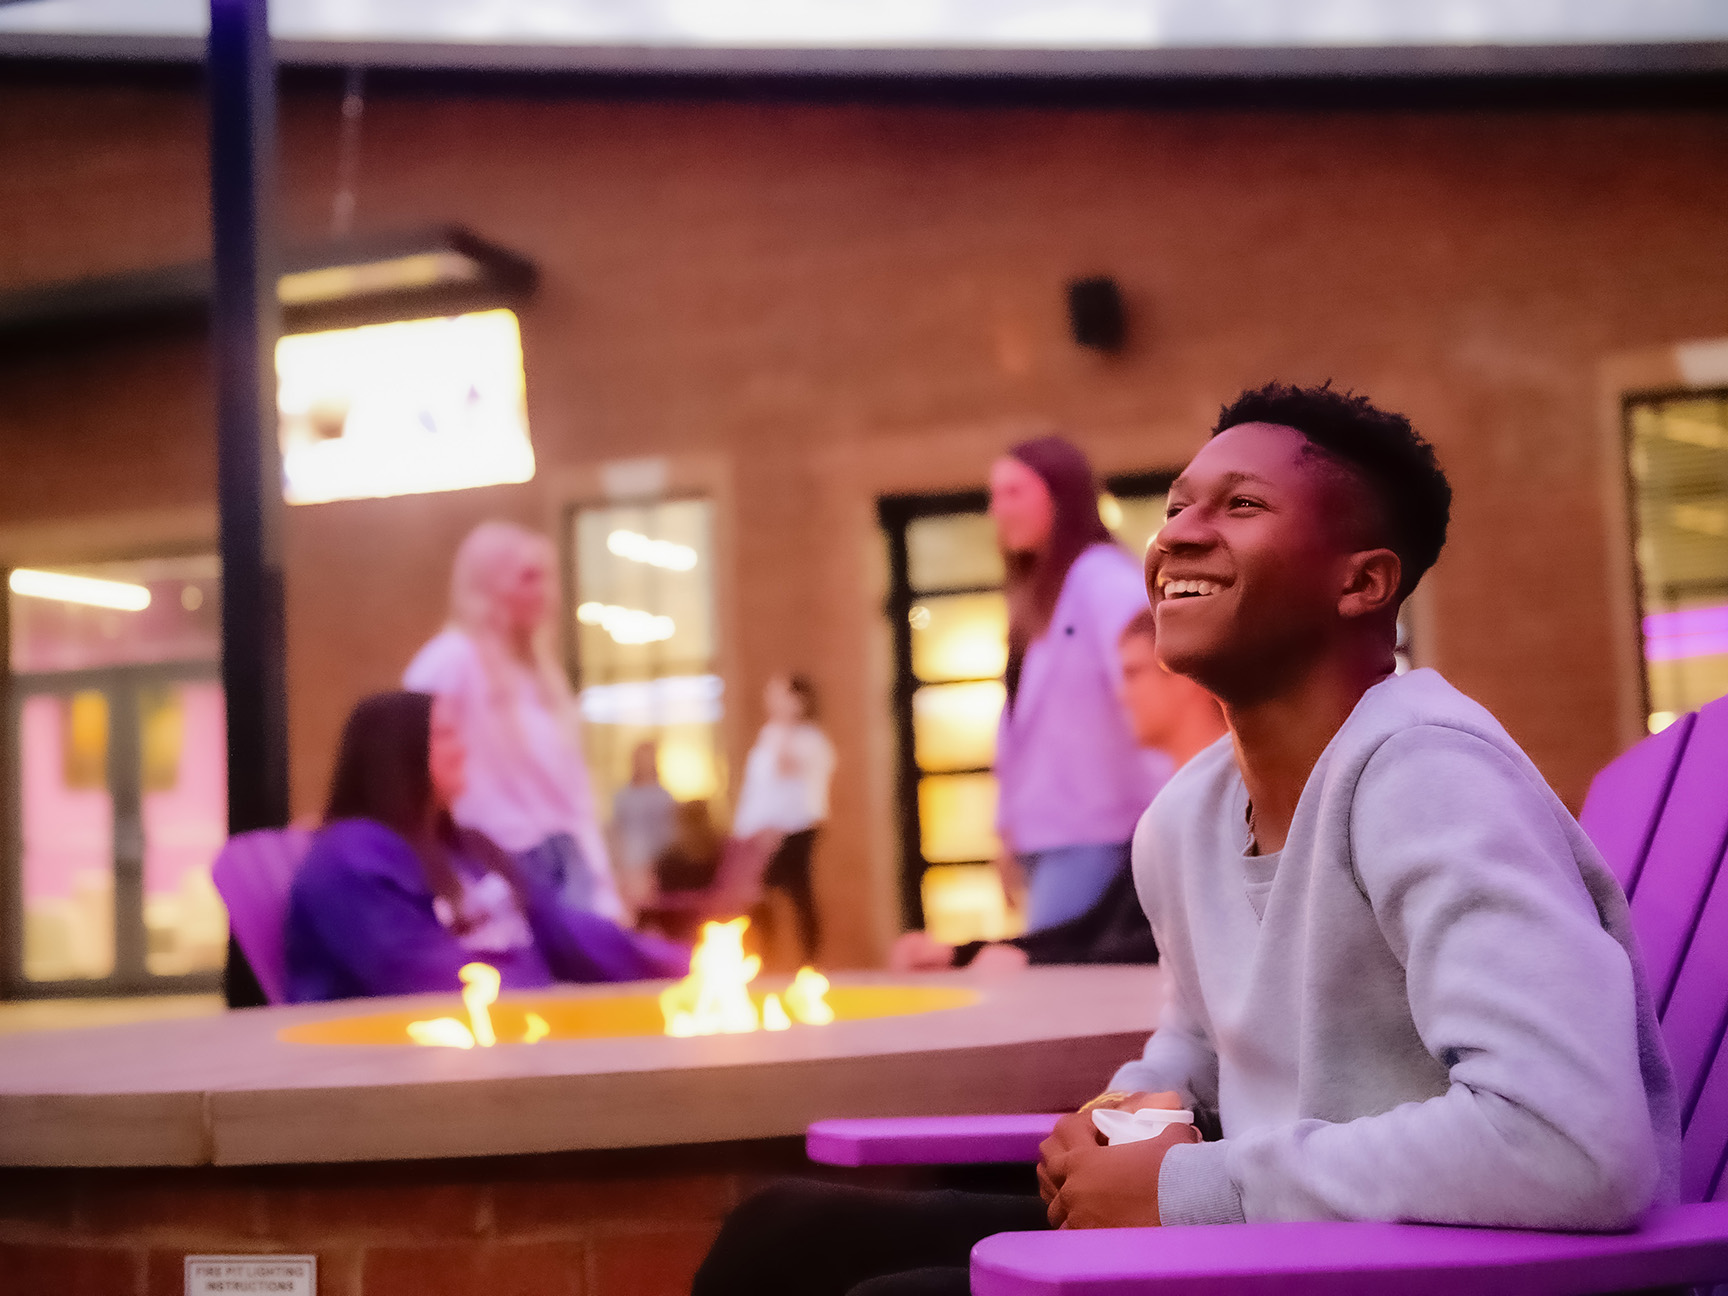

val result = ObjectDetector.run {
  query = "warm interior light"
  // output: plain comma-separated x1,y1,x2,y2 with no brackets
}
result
9,569,151,612
407,961,544,1048
659,917,834,1037
1098,492,1124,530
276,309,535,505
576,601,675,644
607,529,698,571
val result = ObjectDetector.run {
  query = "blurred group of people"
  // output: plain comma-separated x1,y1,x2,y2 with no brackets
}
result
283,520,838,1002
282,429,1208,1003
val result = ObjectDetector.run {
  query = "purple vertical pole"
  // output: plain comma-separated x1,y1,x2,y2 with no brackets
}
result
209,0,288,1001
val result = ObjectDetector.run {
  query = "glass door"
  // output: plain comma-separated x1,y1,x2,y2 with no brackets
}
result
4,555,226,997
879,472,1172,943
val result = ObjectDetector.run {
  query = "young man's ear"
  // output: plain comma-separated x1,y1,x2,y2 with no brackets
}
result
1337,548,1402,622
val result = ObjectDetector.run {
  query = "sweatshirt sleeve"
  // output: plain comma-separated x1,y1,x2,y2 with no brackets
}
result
1108,980,1220,1111
285,831,474,1001
1159,726,1663,1229
519,876,687,982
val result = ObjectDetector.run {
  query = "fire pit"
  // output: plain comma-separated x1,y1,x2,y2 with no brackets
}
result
0,964,1159,1296
282,919,975,1049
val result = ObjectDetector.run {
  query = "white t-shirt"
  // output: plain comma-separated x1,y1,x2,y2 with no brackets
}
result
403,627,623,919
732,722,836,838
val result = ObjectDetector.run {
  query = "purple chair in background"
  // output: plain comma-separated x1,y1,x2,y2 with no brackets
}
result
210,827,313,1006
809,694,1728,1293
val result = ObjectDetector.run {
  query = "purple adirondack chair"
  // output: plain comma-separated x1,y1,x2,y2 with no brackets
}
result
809,693,1728,1293
210,827,313,1005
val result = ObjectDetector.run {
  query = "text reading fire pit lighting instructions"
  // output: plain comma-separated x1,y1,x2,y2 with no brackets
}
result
185,1256,316,1296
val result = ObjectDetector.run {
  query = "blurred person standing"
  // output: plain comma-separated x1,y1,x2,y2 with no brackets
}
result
894,607,1225,972
404,522,625,921
732,674,835,963
991,436,1164,931
610,740,678,909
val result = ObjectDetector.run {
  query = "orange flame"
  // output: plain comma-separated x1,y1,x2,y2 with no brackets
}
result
407,961,545,1048
659,918,834,1036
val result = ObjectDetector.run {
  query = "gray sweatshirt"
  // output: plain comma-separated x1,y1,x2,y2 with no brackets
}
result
1110,668,1680,1228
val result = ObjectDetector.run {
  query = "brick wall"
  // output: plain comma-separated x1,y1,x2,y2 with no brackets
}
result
0,1138,895,1296
2,72,1726,963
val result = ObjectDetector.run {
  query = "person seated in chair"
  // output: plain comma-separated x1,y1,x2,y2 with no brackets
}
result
285,691,686,1003
891,607,1225,973
693,382,1679,1296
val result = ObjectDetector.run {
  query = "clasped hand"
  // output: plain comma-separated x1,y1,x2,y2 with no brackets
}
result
1037,1090,1201,1229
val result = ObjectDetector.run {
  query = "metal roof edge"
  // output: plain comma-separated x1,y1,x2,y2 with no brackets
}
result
3,32,1728,80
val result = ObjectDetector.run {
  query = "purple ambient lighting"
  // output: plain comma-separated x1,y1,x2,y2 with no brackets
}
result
1643,604,1728,663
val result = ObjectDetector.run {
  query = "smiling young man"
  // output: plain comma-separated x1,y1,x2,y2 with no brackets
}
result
694,384,1678,1296
1042,382,1677,1232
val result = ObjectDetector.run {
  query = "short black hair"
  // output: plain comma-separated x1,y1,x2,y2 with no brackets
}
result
1213,381,1452,598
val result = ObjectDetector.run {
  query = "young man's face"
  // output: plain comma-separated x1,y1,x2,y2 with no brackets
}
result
1146,421,1374,701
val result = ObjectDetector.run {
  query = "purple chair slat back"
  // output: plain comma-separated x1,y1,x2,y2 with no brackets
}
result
1684,1037,1728,1204
1627,699,1728,1011
1659,842,1728,1136
211,827,313,1005
1580,711,1695,897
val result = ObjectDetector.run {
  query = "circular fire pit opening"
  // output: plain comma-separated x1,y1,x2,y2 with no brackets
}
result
278,983,981,1046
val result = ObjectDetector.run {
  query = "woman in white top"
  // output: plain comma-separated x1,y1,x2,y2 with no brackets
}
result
403,522,625,921
732,674,835,962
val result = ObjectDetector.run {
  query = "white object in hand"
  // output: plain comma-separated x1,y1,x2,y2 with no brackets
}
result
1091,1106,1196,1146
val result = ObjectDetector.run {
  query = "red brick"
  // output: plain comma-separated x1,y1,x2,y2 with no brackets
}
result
491,1171,733,1238
0,1241,141,1295
0,1170,82,1236
260,1180,487,1243
587,1226,721,1296
78,1175,267,1243
362,1240,586,1296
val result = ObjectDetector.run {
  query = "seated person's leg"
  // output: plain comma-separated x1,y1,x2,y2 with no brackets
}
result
845,1268,970,1296
693,1179,1046,1296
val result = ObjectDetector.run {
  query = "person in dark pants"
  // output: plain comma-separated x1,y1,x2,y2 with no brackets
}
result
733,673,835,964
762,825,820,957
693,382,1679,1296
696,1181,1046,1296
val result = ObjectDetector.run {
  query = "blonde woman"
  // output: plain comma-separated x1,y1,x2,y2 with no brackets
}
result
404,522,624,920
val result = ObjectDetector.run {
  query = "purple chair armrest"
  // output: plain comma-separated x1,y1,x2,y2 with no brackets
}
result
807,1115,1061,1167
970,1203,1728,1296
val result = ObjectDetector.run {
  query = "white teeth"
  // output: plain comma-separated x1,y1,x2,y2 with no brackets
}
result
1160,578,1221,598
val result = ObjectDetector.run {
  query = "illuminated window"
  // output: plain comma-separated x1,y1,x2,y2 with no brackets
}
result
567,499,723,817
5,554,228,993
1625,392,1728,731
275,309,535,505
880,472,1172,944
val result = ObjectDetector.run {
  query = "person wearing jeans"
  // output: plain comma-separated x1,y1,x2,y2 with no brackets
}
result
989,436,1168,930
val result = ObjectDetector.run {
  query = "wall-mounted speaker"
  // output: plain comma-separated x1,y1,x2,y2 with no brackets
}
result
1067,276,1126,352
